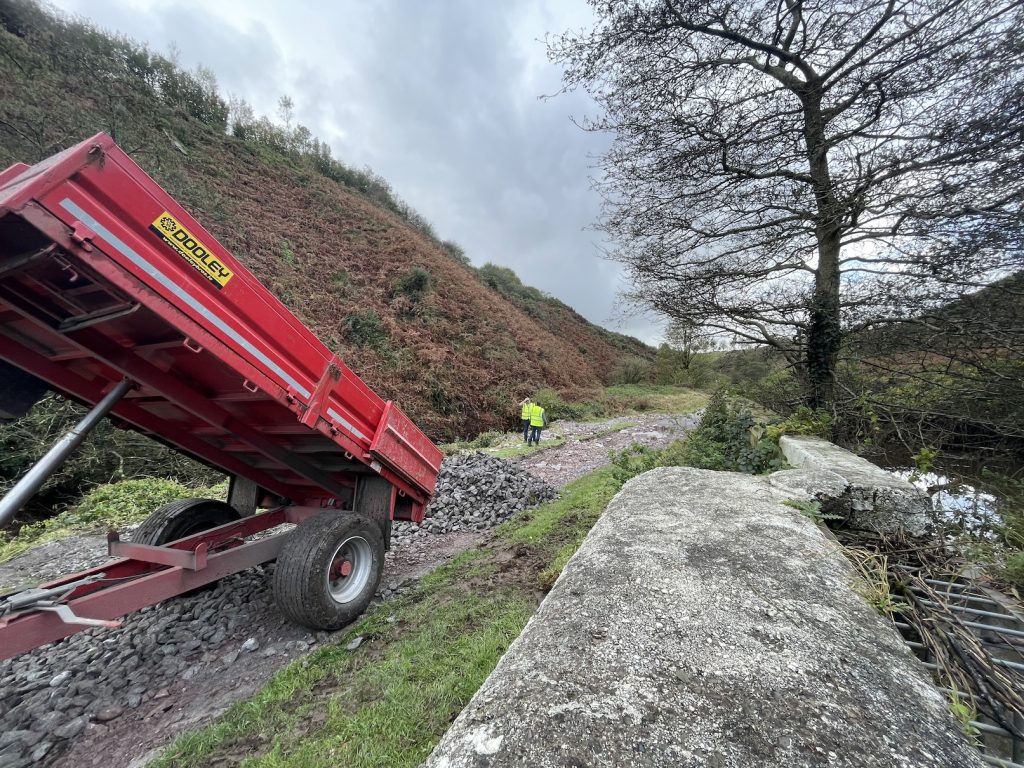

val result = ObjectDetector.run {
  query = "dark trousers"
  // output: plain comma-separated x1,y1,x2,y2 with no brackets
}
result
521,418,530,442
528,425,542,445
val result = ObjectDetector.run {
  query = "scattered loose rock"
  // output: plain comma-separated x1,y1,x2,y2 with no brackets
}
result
396,452,557,541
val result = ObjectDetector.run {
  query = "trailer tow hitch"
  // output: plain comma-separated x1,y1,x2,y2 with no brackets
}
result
0,574,122,629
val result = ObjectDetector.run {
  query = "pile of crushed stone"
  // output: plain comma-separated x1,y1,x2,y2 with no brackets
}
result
393,452,557,541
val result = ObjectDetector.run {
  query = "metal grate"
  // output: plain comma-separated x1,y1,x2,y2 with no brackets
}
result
892,567,1024,767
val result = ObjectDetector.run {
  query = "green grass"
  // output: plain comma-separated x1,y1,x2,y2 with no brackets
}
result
151,467,627,768
578,421,638,441
439,430,504,456
502,466,622,589
487,436,566,459
0,478,228,565
602,384,708,415
440,385,706,460
156,589,532,768
440,432,566,460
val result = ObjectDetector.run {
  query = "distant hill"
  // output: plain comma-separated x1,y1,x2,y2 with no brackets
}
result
0,0,651,439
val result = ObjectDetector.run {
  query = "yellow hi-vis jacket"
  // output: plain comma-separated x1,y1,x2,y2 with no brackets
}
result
521,402,531,419
529,404,546,427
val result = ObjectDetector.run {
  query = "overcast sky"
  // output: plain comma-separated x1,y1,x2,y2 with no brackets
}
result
48,0,665,344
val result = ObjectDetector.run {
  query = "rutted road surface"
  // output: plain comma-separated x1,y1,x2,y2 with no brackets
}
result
0,412,694,768
519,413,699,487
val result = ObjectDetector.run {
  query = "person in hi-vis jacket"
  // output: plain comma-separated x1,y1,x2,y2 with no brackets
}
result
519,398,532,443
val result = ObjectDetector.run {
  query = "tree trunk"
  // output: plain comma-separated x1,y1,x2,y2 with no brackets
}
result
807,237,841,407
801,86,842,409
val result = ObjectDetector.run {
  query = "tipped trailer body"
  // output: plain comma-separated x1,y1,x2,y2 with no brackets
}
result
0,134,443,659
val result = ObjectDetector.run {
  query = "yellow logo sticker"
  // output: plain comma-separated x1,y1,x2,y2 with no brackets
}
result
149,212,233,288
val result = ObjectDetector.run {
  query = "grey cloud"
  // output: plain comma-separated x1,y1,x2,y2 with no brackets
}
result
51,0,664,343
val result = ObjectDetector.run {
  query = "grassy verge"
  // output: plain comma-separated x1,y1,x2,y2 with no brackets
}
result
579,421,638,442
151,467,624,768
487,436,566,459
441,434,566,459
0,478,227,565
530,383,708,423
601,384,708,415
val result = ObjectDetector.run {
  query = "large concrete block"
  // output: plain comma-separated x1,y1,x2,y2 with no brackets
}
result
779,435,931,536
425,467,980,768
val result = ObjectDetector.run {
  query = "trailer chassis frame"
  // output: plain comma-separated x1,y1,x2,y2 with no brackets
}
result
0,505,327,660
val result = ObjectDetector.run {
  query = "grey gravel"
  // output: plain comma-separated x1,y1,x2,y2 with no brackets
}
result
394,452,557,542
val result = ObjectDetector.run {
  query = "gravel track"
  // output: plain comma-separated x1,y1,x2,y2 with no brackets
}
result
518,412,699,487
0,411,694,767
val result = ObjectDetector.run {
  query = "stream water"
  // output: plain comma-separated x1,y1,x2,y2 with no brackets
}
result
875,452,1021,537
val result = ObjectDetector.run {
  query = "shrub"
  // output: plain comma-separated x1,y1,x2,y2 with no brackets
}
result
476,263,546,303
764,405,833,442
0,395,220,514
531,387,606,422
614,357,652,385
394,266,433,302
0,477,221,564
331,270,351,295
441,240,470,265
610,390,784,479
343,310,387,348
471,431,502,449
1003,552,1024,591
677,391,782,473
610,443,662,482
279,240,296,265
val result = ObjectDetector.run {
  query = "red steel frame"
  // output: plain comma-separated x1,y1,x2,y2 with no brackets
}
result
0,509,320,660
0,134,444,659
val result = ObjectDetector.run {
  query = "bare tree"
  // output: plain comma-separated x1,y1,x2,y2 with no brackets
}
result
277,94,294,132
550,0,1024,407
664,319,713,370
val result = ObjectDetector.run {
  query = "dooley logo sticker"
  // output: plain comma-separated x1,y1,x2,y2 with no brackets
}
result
150,211,234,288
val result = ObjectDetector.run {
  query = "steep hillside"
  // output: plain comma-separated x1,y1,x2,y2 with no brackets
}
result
0,1,650,440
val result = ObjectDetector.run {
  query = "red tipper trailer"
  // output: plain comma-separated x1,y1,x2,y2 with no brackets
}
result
0,133,444,660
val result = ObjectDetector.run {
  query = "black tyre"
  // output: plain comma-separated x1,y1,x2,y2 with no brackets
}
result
132,498,241,546
272,512,384,631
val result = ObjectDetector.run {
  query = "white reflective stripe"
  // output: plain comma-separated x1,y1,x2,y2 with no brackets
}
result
58,198,311,399
327,407,369,442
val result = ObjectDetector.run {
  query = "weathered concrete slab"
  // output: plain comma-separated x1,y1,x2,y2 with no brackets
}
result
425,467,980,768
779,435,931,535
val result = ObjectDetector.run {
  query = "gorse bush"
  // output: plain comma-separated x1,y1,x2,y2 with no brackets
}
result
0,394,220,513
394,267,433,300
343,310,387,348
0,477,226,564
614,356,652,385
610,390,785,481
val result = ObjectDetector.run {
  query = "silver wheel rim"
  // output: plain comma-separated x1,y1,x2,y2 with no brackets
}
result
326,535,373,604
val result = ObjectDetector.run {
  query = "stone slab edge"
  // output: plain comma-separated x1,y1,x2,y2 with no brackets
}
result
779,435,931,535
424,466,980,768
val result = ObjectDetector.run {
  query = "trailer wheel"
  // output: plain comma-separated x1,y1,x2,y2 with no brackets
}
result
273,512,384,631
132,498,241,546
